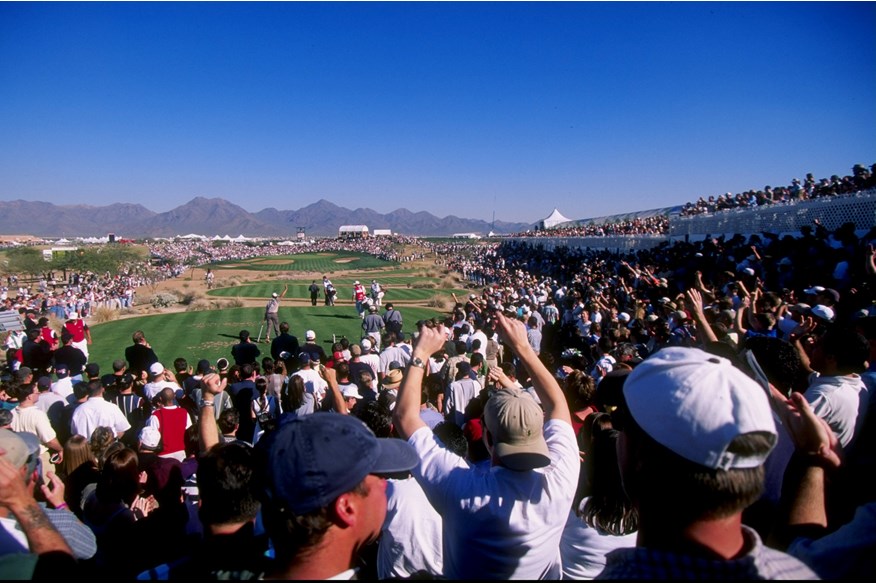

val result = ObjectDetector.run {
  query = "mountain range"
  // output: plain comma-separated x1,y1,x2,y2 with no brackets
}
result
0,197,533,238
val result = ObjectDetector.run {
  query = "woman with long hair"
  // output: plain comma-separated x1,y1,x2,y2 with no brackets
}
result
59,434,100,518
560,412,638,579
280,373,314,418
82,448,155,576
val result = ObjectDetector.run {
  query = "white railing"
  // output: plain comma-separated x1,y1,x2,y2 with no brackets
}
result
669,188,876,240
506,234,667,252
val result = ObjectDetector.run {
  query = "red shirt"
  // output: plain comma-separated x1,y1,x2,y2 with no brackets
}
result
64,319,88,343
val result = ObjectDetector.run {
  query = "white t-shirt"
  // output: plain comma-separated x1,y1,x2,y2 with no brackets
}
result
52,378,74,400
559,499,638,580
408,418,579,579
378,477,444,579
143,380,182,402
70,397,131,441
291,369,328,403
11,407,57,455
805,373,869,448
443,378,481,428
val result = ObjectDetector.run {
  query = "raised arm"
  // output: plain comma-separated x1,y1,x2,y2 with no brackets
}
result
394,323,446,440
735,296,751,336
198,373,227,452
685,288,719,345
320,365,347,415
770,392,842,548
493,311,571,425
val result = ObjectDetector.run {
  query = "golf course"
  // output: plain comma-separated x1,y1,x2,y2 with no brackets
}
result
86,250,469,368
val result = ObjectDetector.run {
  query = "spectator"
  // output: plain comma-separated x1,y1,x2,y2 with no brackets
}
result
596,347,817,579
146,387,192,461
256,413,418,579
270,322,300,366
124,330,159,378
70,380,131,441
394,313,579,579
9,382,65,478
231,330,260,366
560,412,638,579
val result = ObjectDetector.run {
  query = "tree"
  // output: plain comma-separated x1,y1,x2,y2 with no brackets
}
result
4,247,46,278
50,246,142,277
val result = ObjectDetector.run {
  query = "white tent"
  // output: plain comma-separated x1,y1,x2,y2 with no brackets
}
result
537,208,573,230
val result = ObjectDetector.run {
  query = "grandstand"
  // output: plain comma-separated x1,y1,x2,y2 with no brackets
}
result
512,187,876,253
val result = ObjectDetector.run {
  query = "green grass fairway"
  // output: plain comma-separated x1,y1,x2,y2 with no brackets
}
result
88,305,443,368
208,282,462,302
209,251,396,272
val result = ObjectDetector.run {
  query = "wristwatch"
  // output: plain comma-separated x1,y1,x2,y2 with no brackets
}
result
410,356,426,370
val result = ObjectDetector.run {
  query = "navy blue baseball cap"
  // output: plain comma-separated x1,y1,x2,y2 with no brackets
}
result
262,413,418,515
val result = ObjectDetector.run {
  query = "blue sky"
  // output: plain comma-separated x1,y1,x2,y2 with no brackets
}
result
1,2,874,224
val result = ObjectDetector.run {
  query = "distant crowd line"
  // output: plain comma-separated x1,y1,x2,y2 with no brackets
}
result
508,162,876,239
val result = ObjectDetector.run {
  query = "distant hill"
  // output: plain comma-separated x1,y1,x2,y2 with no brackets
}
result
0,197,532,237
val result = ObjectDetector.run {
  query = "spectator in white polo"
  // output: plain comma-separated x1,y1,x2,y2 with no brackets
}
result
69,380,131,441
394,311,579,579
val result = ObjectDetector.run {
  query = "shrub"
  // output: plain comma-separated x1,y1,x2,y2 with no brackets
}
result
180,291,204,306
150,292,179,309
427,294,451,309
47,314,65,334
440,276,457,289
225,297,244,308
411,281,437,289
92,306,120,324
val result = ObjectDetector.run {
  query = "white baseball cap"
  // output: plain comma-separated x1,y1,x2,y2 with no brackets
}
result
149,362,165,376
623,347,777,471
811,304,835,322
342,386,363,400
272,292,278,298
139,426,162,449
305,330,316,340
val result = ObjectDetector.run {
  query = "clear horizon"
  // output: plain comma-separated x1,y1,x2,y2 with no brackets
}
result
2,2,874,224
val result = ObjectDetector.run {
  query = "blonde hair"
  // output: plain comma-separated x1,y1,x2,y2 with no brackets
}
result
61,434,96,477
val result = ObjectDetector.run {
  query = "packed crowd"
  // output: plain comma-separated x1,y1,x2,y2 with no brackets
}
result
508,163,876,240
680,163,876,216
514,216,669,239
149,235,425,276
2,210,874,579
1,271,146,321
